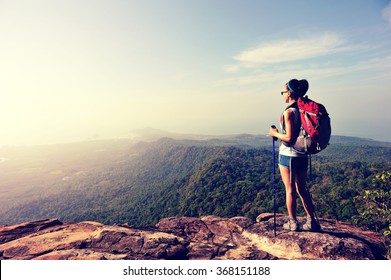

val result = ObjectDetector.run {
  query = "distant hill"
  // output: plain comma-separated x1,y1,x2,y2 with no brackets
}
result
0,133,390,229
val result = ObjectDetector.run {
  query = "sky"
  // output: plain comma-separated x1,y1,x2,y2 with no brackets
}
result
0,0,390,146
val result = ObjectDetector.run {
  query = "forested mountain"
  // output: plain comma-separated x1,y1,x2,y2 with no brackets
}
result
0,134,390,233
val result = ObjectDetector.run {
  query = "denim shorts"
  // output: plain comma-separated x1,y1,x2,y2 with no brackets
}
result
279,154,308,170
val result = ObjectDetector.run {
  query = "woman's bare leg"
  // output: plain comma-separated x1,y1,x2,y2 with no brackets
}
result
279,164,297,219
294,168,315,218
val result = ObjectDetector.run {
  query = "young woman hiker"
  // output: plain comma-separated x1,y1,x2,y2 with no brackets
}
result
269,79,321,232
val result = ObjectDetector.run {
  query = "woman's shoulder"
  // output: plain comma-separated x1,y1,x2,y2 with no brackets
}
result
283,107,297,119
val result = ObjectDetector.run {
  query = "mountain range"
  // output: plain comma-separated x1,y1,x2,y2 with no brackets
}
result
0,129,390,229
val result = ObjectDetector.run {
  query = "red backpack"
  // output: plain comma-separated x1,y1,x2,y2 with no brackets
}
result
292,95,331,154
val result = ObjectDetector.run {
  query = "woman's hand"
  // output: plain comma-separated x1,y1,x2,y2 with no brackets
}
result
269,126,279,138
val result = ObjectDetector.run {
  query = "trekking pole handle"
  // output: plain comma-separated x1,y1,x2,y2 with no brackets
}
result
270,125,278,141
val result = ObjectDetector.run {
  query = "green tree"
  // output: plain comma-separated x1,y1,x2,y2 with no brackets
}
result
354,171,391,232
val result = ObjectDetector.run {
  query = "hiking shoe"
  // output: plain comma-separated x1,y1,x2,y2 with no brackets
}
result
283,219,299,231
303,217,321,232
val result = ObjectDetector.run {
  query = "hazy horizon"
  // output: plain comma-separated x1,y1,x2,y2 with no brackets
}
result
0,126,389,149
1,0,391,146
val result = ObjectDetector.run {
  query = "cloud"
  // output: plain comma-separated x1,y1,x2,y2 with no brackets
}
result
382,2,391,24
218,54,391,87
225,33,347,71
222,64,241,73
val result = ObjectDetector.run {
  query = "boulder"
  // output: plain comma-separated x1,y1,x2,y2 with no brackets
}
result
0,214,388,260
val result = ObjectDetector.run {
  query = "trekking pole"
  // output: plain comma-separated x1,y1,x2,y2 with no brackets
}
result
271,126,277,237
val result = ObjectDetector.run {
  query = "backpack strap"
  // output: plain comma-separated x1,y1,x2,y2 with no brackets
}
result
281,102,300,146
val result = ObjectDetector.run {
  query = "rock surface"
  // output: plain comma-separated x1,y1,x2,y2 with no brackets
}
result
0,214,389,260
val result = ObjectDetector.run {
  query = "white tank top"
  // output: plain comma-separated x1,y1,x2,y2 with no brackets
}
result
279,106,305,157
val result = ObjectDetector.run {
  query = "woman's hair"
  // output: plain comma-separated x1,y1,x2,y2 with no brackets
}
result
287,79,309,99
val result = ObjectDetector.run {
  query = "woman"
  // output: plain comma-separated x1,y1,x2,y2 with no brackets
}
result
269,79,320,232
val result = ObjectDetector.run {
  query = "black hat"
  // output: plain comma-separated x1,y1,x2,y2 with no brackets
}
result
287,79,309,97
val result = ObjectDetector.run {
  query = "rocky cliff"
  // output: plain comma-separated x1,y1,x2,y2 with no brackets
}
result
0,214,389,260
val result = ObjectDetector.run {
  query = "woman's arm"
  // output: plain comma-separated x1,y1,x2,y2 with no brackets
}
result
269,109,295,143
